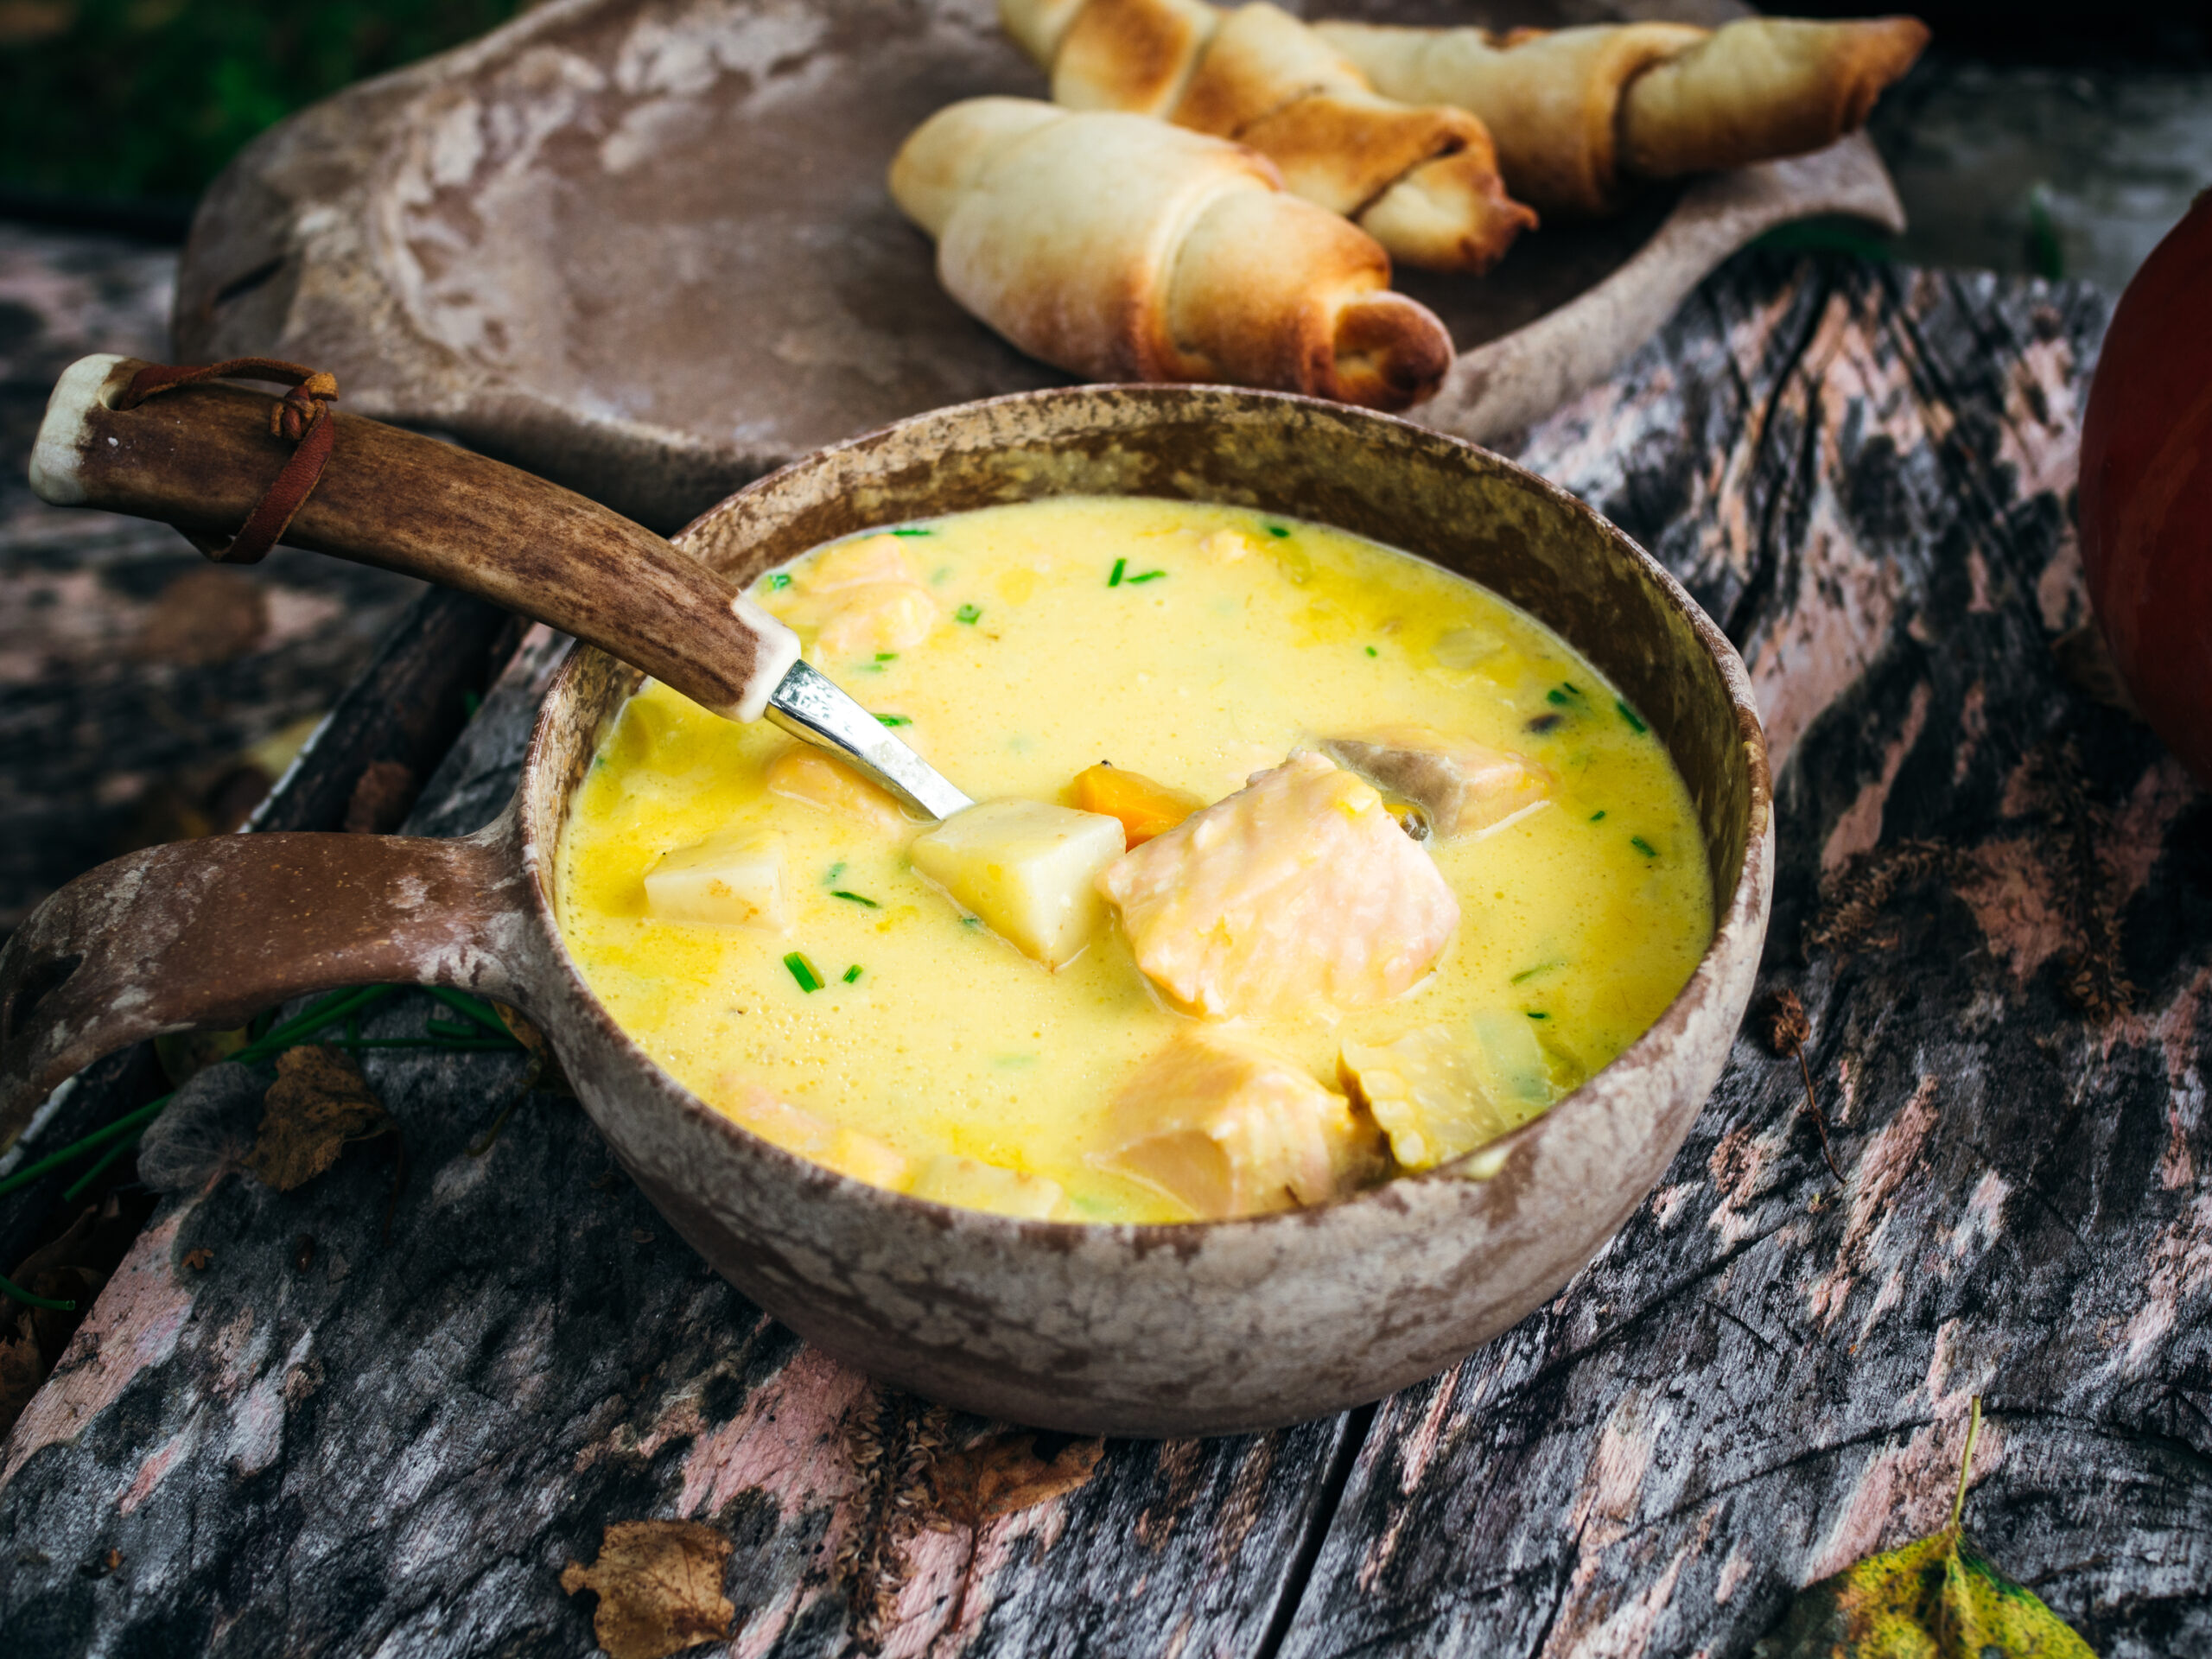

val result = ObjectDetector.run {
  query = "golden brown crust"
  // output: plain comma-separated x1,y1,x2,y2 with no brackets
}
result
1170,0,1354,137
1234,91,1484,217
1357,146,1539,276
1315,21,1705,217
1618,16,1931,178
888,99,1453,410
1052,0,1218,118
1040,1,1532,273
1319,15,1928,216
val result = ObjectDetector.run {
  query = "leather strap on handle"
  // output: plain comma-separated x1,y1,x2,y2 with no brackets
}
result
115,358,340,565
29,354,801,722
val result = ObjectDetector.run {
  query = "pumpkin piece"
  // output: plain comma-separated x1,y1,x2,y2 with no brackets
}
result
1097,750,1458,1020
1102,1027,1386,1217
643,830,791,932
1072,762,1205,847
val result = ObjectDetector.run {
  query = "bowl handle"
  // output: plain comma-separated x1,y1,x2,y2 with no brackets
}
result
0,814,531,1149
29,354,800,722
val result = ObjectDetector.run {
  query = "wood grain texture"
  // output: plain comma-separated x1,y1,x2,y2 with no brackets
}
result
3,253,2205,1658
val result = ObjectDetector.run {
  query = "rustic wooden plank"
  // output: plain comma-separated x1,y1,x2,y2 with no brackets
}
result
1272,258,2211,1659
8,252,2203,1659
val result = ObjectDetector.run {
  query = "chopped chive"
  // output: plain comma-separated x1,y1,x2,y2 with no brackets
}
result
842,964,862,983
1510,963,1562,985
890,526,932,537
875,714,911,727
960,915,982,928
0,1269,76,1312
823,861,845,883
1546,688,1571,707
1126,569,1166,584
1630,835,1658,858
1616,700,1649,734
932,566,953,583
1364,645,1379,658
1526,1010,1550,1020
1588,810,1606,823
424,986,513,1039
62,1132,140,1202
1561,681,1581,696
955,604,982,624
784,953,824,993
1109,558,1127,587
876,652,898,662
1265,524,1290,537
830,890,880,908
766,571,791,589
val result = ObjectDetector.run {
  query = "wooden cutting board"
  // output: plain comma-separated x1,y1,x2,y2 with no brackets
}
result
174,0,1902,531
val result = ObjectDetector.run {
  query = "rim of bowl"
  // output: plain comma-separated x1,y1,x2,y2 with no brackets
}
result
521,384,1774,1240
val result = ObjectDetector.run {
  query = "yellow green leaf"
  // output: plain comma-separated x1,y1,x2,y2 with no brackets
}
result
1757,1400,2097,1658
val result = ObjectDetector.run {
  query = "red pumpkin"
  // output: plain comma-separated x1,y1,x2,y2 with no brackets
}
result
2077,189,2212,785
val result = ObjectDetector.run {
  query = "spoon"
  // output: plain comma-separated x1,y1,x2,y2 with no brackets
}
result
29,354,974,821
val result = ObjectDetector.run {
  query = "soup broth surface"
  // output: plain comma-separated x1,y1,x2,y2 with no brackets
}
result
556,497,1712,1222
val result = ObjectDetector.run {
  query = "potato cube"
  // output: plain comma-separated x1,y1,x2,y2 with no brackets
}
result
1102,1028,1386,1219
911,800,1126,967
643,830,791,931
909,1154,1069,1219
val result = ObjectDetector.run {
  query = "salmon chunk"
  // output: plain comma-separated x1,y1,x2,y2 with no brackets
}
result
765,747,909,834
763,533,938,660
1337,1013,1558,1172
1097,751,1459,1020
717,1079,912,1191
1102,1028,1386,1218
1323,726,1551,838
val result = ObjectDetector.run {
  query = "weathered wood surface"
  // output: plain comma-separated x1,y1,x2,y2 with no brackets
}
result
3,251,2206,1659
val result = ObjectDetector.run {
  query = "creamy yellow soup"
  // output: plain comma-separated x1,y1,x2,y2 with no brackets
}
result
556,497,1711,1223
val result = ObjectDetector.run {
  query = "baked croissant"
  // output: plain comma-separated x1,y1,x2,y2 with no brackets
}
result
1315,16,1931,218
1001,0,1536,274
888,98,1455,410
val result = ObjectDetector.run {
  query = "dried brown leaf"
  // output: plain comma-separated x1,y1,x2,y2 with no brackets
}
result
247,1046,394,1192
930,1433,1106,1528
1761,988,1810,1057
182,1248,213,1272
559,1520,734,1659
